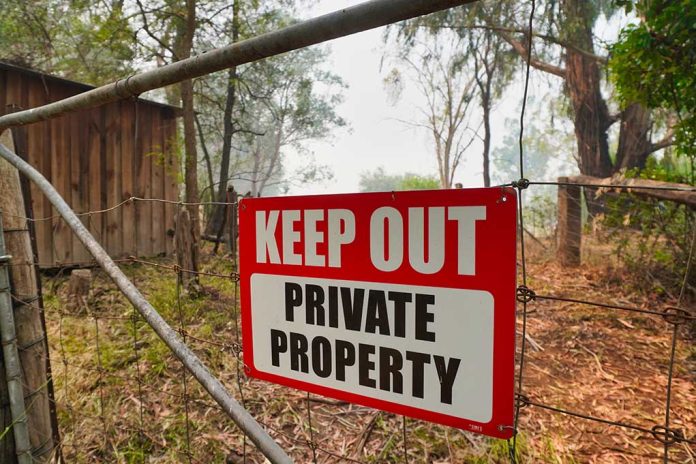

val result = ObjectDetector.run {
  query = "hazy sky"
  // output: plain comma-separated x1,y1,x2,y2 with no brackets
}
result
284,0,528,195
282,1,626,196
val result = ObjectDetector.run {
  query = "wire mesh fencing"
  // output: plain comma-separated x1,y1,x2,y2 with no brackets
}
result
0,189,692,463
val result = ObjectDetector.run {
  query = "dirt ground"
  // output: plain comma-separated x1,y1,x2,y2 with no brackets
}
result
42,242,695,463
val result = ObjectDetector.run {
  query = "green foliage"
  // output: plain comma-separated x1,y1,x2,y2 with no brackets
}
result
610,0,696,158
193,5,346,196
601,165,695,298
399,174,441,191
0,0,135,84
359,167,439,192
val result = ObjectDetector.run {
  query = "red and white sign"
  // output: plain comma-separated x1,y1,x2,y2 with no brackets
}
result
239,188,517,438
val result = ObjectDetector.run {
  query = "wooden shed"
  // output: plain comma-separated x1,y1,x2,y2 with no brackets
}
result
0,61,181,267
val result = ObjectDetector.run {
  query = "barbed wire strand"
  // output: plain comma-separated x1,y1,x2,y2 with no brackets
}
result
520,396,696,445
3,174,692,226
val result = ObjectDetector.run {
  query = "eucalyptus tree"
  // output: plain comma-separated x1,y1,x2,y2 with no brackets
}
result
359,167,439,192
611,0,696,175
0,0,135,84
392,0,676,184
385,32,480,189
236,44,346,197
389,1,515,187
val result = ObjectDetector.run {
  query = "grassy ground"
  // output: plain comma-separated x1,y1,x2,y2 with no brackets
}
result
41,241,695,463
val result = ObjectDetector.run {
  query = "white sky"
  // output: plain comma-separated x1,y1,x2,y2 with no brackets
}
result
284,0,528,195
281,1,628,196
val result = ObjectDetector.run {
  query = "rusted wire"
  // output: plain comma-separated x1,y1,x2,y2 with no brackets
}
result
402,416,408,463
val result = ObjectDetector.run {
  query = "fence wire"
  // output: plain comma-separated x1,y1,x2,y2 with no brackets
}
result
1,0,695,454
1,189,692,463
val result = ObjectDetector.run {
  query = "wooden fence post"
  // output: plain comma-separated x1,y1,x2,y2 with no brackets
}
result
557,177,582,266
176,206,199,293
0,131,56,461
0,214,33,464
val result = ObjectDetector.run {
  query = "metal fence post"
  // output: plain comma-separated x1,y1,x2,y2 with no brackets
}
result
0,212,33,464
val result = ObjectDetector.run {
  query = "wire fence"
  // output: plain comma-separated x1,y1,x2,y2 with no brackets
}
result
0,186,694,462
1,0,695,461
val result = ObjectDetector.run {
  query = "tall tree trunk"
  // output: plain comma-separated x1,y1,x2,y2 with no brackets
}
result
559,0,611,178
205,68,237,237
205,0,240,238
177,0,199,284
257,127,283,196
616,103,652,171
194,114,215,205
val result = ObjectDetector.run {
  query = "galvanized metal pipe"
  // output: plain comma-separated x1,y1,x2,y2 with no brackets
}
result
0,0,476,131
0,143,292,464
0,213,33,464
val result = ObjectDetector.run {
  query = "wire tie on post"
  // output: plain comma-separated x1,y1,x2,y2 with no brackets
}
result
18,335,47,351
0,254,12,264
13,294,41,305
512,178,530,190
651,425,682,445
661,306,691,325
515,393,530,409
1,337,18,347
516,286,536,303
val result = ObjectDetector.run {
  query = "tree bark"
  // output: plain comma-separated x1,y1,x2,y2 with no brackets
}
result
561,0,612,177
206,0,240,238
565,174,696,208
615,103,652,171
177,0,199,285
194,114,215,207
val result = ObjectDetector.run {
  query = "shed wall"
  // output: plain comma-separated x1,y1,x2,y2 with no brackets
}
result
0,66,180,267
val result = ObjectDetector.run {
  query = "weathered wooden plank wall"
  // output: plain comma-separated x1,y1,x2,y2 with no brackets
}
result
0,62,180,267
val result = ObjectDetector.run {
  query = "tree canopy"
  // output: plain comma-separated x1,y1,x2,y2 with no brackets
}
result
359,167,439,193
610,0,696,158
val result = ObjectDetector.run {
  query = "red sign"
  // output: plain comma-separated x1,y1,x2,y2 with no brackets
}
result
239,188,517,438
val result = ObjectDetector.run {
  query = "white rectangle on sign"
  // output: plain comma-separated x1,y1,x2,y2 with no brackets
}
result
250,273,494,423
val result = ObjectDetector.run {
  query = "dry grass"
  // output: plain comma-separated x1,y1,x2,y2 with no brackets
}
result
40,240,695,463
